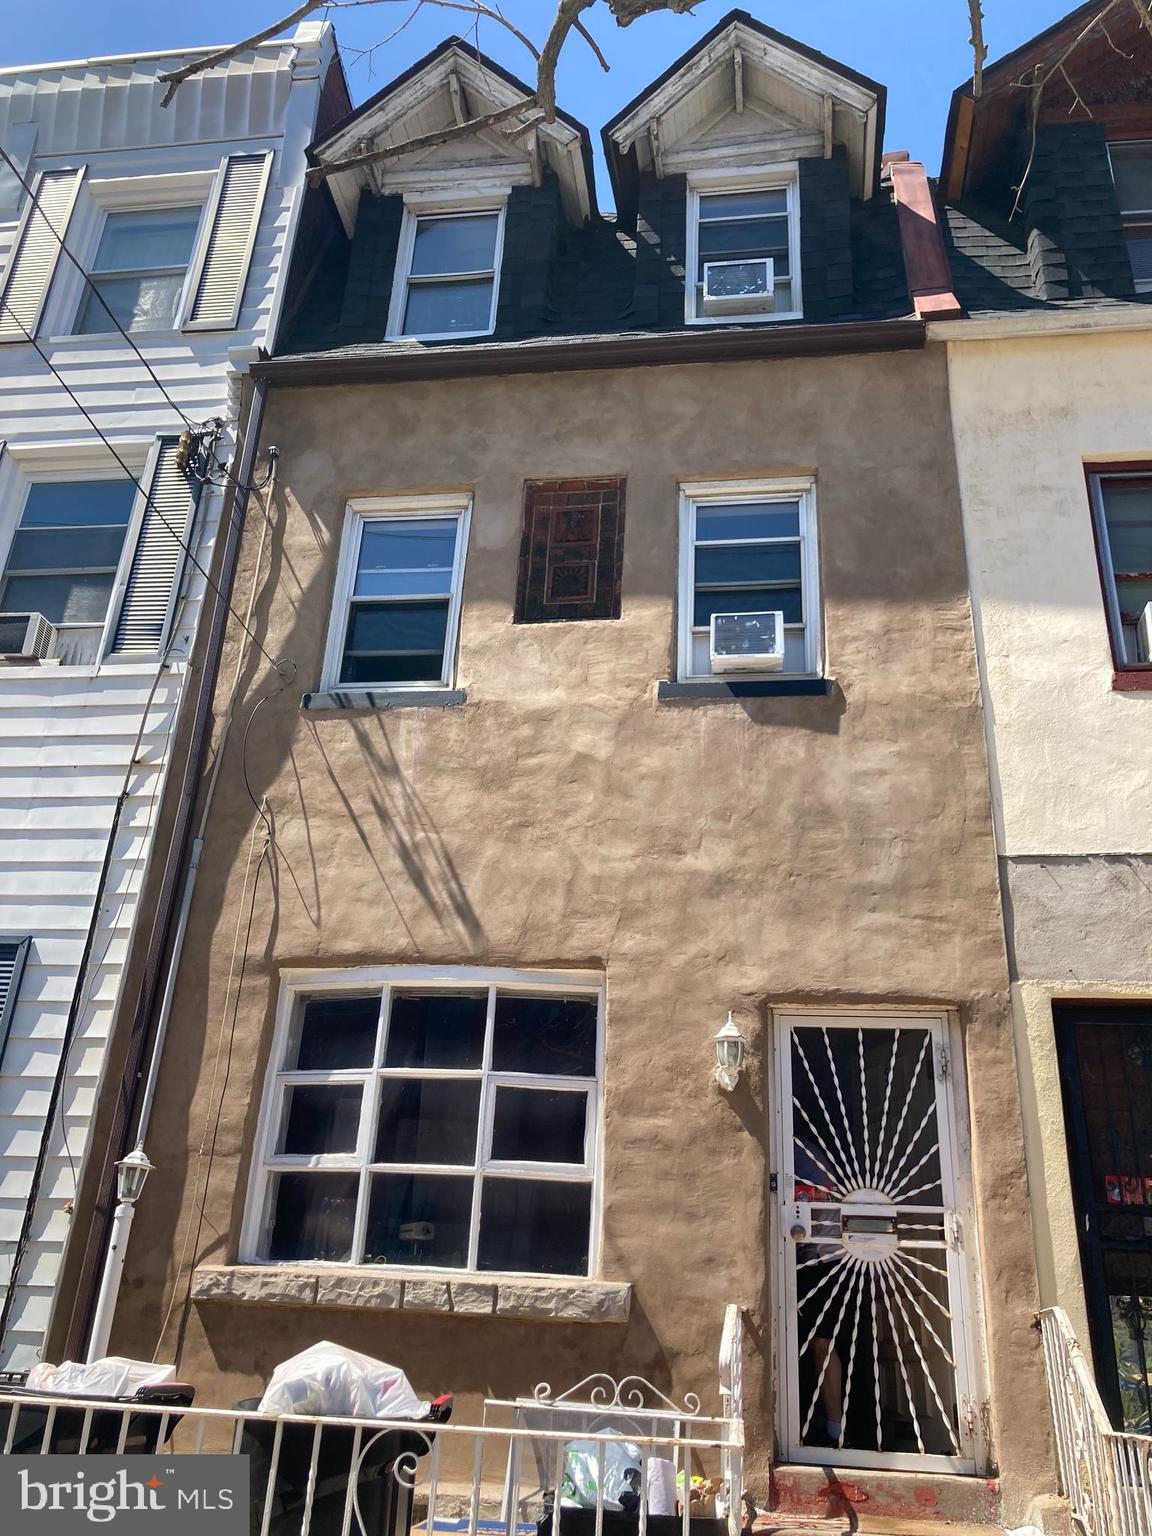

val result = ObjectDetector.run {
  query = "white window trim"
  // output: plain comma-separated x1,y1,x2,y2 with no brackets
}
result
685,165,803,326
240,964,605,1278
1107,140,1152,294
1088,469,1152,669
319,492,472,694
385,199,506,342
677,476,821,682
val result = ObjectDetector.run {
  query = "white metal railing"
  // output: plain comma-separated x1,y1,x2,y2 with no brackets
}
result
0,1365,744,1536
1040,1306,1152,1535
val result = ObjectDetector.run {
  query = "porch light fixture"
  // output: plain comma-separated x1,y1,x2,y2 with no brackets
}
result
713,1013,748,1091
114,1146,153,1204
86,1145,154,1363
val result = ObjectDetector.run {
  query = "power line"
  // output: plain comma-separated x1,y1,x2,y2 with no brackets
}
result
0,295,291,678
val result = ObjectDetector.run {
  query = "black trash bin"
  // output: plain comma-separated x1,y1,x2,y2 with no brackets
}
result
0,1380,194,1454
235,1393,452,1536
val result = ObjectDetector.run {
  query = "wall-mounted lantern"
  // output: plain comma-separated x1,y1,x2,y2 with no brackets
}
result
713,1012,748,1091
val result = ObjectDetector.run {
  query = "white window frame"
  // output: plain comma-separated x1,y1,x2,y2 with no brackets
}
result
1088,468,1152,669
677,477,821,681
685,166,803,326
385,198,507,342
319,492,471,694
1107,140,1152,294
241,964,605,1277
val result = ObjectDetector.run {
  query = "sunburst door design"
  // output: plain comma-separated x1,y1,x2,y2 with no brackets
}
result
778,1013,979,1473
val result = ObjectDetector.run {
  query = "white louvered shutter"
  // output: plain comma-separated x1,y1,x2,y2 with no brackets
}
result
0,167,83,342
185,152,272,330
0,936,31,1061
111,440,200,655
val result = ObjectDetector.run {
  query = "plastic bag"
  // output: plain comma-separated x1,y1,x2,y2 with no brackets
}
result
25,1358,176,1398
258,1342,429,1420
561,1436,642,1510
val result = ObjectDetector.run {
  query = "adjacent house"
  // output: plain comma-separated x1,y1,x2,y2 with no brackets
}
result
90,14,1053,1528
931,1,1152,1438
0,22,348,1370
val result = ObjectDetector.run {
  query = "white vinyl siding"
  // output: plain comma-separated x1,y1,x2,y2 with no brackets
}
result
0,167,83,342
109,439,199,656
185,152,273,330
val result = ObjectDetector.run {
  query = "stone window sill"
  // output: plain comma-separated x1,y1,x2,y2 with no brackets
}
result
1113,670,1152,693
302,689,467,713
191,1266,631,1323
657,677,834,700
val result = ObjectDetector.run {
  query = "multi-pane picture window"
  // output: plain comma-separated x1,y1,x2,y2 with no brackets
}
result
0,479,136,628
1090,471,1152,667
390,209,503,340
75,207,202,334
248,972,602,1277
1109,143,1152,293
678,480,820,679
688,181,800,322
324,495,470,690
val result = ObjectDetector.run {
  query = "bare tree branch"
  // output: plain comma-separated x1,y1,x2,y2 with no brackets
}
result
538,0,597,123
575,16,612,73
158,0,322,106
332,0,542,60
306,95,540,182
967,1,988,99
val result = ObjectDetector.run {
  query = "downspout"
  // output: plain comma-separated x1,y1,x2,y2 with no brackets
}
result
64,374,271,1361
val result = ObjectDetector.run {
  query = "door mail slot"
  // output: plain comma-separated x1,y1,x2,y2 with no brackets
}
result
842,1214,898,1236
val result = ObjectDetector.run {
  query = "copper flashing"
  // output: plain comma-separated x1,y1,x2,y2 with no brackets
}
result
888,160,962,321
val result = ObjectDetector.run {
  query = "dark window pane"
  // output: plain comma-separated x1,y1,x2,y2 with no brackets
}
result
491,994,597,1077
339,650,444,685
365,1172,473,1266
278,1084,362,1155
699,219,788,261
696,544,801,586
1127,227,1152,284
268,1171,358,1261
410,214,499,276
700,189,788,220
385,993,487,1068
402,278,494,337
1103,482,1152,574
491,1088,587,1164
92,207,201,271
289,994,380,1070
477,1178,591,1274
354,519,458,599
375,1078,481,1165
21,481,135,528
0,571,114,625
343,600,450,654
7,526,127,572
1112,144,1152,214
696,503,800,542
694,586,802,626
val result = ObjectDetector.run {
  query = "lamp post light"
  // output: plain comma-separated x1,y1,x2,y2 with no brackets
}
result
86,1146,152,1363
713,1012,748,1092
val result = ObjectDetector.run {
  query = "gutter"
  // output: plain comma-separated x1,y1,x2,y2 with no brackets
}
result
250,318,926,386
926,307,1152,343
61,376,270,1361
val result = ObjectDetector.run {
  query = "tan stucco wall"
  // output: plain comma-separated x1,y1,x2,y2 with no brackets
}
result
110,348,1046,1509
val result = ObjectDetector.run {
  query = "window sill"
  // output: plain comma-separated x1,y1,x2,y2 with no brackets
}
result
302,688,467,713
658,677,833,700
191,1266,631,1323
1113,670,1152,692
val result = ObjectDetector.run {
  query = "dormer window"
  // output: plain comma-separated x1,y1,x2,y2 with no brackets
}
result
1108,142,1152,293
388,205,505,341
686,174,801,324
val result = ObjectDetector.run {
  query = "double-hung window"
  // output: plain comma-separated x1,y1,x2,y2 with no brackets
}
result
0,479,136,634
1089,469,1152,668
389,207,504,340
74,206,202,335
1109,143,1152,293
323,494,470,691
246,969,602,1277
686,176,801,323
678,479,820,679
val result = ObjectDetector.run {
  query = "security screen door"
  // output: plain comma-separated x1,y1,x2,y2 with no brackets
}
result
777,1012,980,1473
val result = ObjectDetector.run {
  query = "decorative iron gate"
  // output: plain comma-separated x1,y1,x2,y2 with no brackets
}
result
776,1011,979,1472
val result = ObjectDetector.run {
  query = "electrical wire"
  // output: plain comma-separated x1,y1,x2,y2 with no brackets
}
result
0,294,291,679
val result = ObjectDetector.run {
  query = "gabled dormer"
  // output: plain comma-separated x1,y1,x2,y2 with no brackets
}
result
297,38,594,345
603,10,885,326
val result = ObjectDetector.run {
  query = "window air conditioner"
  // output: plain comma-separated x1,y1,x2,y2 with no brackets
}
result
1139,600,1152,665
702,257,775,316
710,610,785,673
0,612,56,662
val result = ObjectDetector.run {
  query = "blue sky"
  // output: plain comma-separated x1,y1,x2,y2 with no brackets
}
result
5,1,1070,196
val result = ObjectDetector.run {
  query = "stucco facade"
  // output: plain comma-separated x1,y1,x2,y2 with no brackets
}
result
103,342,1049,1518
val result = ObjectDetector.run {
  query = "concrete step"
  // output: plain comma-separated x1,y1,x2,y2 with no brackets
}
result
767,1466,1002,1528
755,1523,1006,1535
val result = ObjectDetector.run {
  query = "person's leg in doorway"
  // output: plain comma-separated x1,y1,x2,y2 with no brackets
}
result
810,1336,844,1444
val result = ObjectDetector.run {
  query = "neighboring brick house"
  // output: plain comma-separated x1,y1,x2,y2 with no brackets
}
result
81,13,1064,1528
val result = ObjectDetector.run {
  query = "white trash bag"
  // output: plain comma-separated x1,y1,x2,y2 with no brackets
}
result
25,1358,176,1398
561,1436,643,1510
258,1342,429,1421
